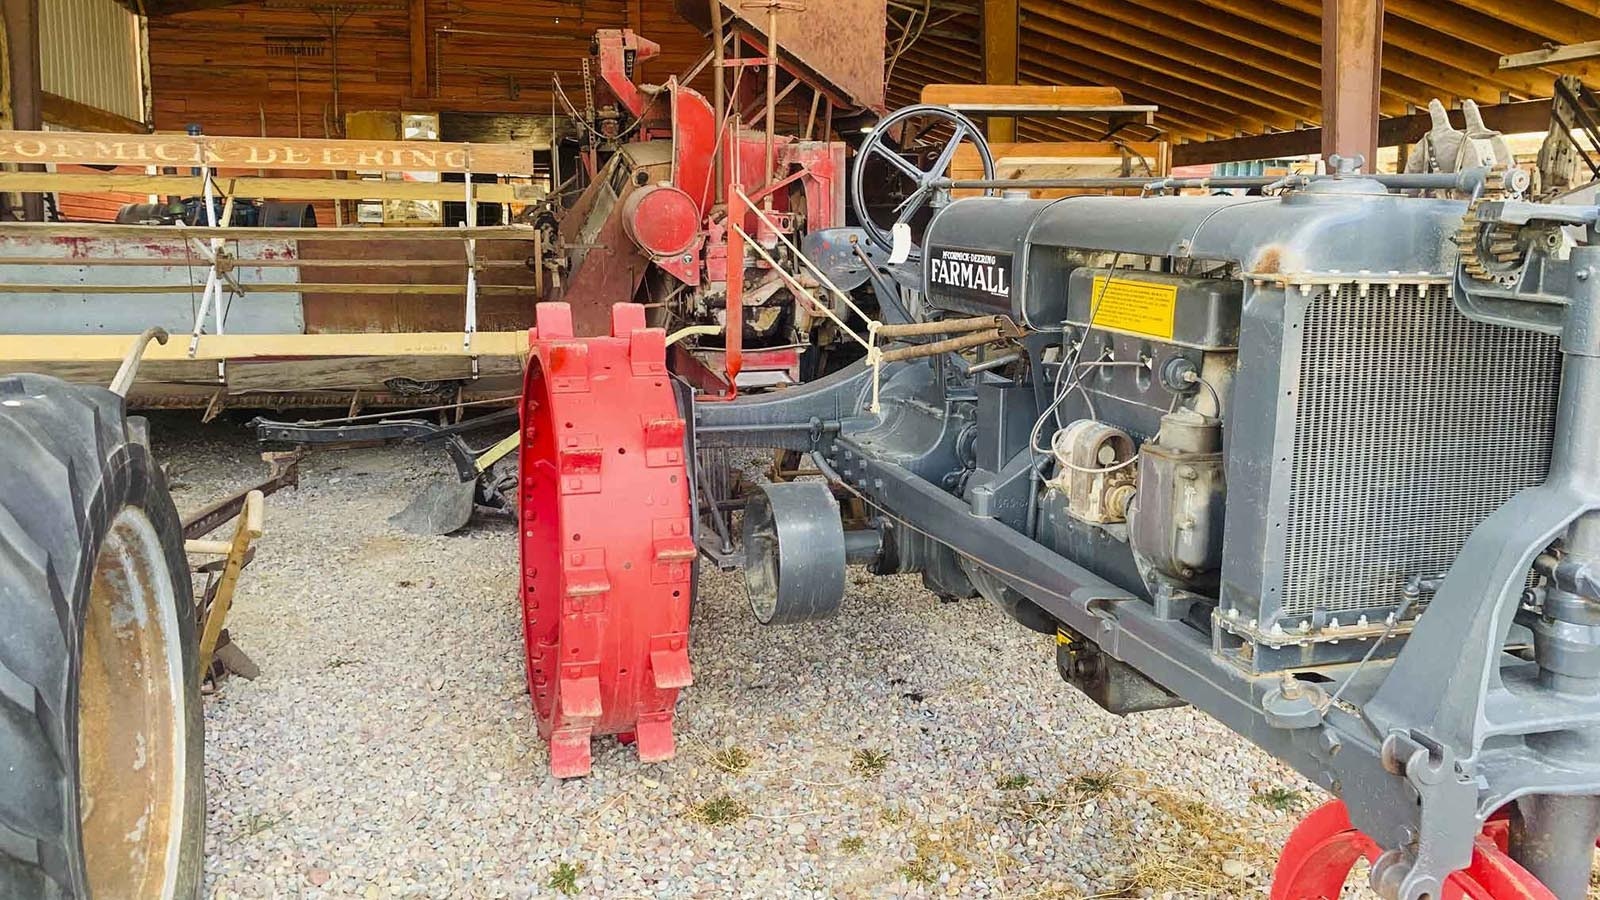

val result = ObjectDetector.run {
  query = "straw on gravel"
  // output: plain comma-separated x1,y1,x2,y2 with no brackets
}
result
152,413,1323,899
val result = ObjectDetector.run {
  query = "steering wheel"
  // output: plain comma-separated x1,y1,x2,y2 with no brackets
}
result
850,104,997,253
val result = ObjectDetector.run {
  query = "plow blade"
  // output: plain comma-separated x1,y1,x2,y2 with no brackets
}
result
388,474,477,536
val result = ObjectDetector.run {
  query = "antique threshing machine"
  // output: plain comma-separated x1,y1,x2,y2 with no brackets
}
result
535,14,859,393
516,91,1600,897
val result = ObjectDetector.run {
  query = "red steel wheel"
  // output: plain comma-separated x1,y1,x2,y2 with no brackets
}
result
1270,800,1555,900
520,302,696,778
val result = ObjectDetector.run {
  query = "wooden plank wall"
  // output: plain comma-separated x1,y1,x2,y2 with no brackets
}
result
54,164,144,222
146,2,712,143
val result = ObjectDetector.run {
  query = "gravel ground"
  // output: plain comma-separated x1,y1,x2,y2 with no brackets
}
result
151,412,1321,900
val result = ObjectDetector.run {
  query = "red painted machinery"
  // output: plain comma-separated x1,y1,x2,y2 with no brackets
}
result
514,13,878,775
538,27,850,395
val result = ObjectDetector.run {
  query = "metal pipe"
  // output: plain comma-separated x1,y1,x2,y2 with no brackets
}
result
844,528,883,565
696,420,841,435
967,351,1022,375
722,180,746,398
709,0,727,204
1510,794,1600,899
762,3,780,211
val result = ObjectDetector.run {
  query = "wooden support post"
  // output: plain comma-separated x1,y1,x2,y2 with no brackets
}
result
982,0,1020,144
1,0,42,221
408,0,429,98
1321,0,1384,170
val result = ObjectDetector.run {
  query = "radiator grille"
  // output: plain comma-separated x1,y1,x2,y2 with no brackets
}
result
1280,283,1561,619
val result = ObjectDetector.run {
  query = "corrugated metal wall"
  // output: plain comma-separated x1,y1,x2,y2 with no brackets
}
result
40,0,145,124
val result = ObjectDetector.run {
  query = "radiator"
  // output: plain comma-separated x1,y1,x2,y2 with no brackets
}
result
1279,283,1562,620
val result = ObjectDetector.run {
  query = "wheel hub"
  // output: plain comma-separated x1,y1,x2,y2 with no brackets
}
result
78,507,187,899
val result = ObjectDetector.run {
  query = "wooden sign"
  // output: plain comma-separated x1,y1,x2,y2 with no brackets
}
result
0,131,538,175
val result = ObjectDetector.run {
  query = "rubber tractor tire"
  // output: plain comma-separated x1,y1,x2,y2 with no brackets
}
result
0,374,204,899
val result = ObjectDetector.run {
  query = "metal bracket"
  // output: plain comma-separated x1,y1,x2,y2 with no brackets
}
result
1367,731,1481,900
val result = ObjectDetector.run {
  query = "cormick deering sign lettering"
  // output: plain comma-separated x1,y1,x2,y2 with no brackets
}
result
0,132,536,175
928,246,1013,302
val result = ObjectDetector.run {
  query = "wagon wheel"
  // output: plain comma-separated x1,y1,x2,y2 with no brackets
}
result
1271,800,1555,899
520,302,696,778
851,103,995,253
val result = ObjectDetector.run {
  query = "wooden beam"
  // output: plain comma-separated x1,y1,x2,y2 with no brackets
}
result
1502,40,1600,71
887,66,1114,143
1081,0,1407,117
1192,0,1496,104
0,331,528,363
920,84,1126,108
2,0,43,221
1262,0,1565,98
1322,0,1384,166
1120,0,1460,111
1385,0,1600,88
40,93,149,134
0,131,539,175
1449,0,1600,45
0,171,543,204
1024,9,1322,125
890,73,1113,144
1021,23,1287,133
1034,0,1327,116
1172,98,1552,167
408,0,429,98
981,0,1019,142
896,47,1190,141
0,222,537,241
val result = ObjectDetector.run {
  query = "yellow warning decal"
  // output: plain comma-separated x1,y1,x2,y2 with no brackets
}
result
1089,276,1179,340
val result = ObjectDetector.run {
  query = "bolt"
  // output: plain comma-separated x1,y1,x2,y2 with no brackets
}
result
1319,728,1343,757
1280,674,1302,700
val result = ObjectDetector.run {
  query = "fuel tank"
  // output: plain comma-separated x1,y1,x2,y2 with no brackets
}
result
921,179,1461,329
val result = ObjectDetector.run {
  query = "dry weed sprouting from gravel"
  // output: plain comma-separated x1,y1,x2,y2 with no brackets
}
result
850,747,892,777
686,793,751,826
1096,779,1279,897
707,745,752,774
1004,769,1124,825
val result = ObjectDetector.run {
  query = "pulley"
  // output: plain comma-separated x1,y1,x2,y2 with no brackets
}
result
743,481,873,625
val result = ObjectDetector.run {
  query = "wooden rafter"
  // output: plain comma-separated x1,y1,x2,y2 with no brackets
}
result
1024,8,1322,125
1074,0,1409,118
1263,0,1567,98
1036,1,1325,116
1449,0,1600,45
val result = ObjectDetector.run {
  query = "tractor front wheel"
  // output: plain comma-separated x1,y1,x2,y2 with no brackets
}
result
1271,800,1554,900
